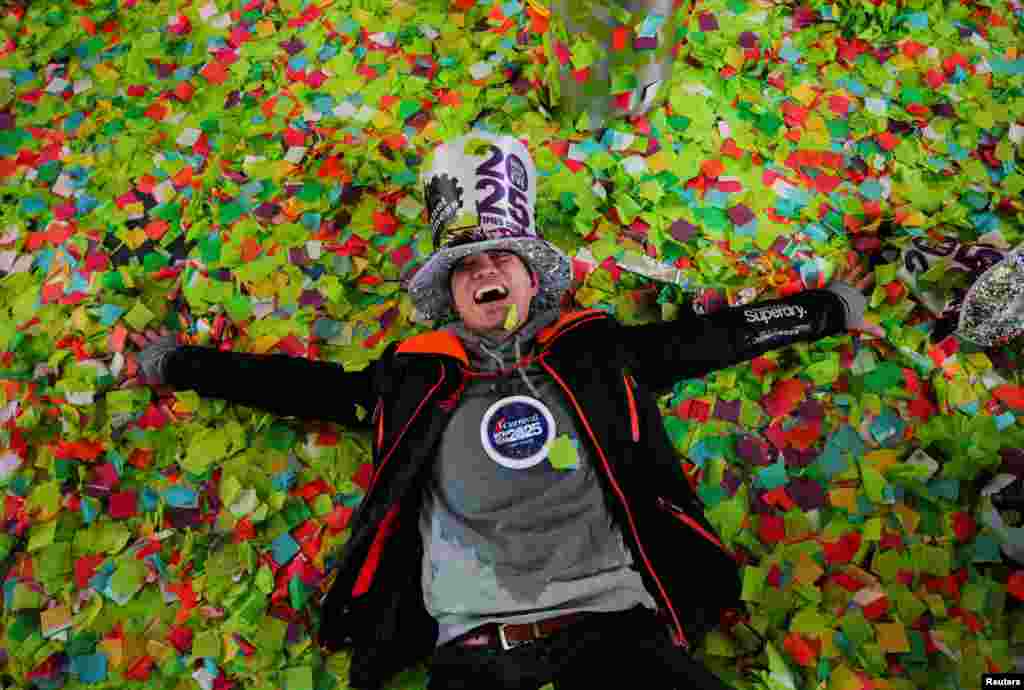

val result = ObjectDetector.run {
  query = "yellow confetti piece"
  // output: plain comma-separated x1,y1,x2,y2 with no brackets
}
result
503,303,519,331
40,605,72,637
250,335,281,355
791,81,817,107
864,449,900,473
98,638,124,668
829,663,862,690
875,622,909,653
793,551,824,586
829,487,859,512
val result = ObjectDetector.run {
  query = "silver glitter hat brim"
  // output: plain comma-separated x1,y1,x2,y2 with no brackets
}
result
407,238,572,323
956,245,1024,347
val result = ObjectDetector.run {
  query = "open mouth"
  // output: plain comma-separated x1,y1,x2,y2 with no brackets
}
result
474,285,509,304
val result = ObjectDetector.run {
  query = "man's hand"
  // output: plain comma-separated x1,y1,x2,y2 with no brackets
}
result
115,326,180,397
827,251,884,338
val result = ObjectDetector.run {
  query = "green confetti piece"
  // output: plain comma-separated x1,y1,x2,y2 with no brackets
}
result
122,301,155,331
193,630,221,660
548,434,579,470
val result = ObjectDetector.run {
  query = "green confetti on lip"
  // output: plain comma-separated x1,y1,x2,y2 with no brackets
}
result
503,302,519,330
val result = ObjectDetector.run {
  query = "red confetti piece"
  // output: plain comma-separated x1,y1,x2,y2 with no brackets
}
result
74,555,105,589
200,61,229,85
876,131,898,151
823,531,861,565
612,26,630,51
993,385,1024,411
761,378,805,419
109,491,137,519
352,462,375,491
758,514,786,544
784,632,818,667
751,356,777,378
952,512,976,542
861,595,889,620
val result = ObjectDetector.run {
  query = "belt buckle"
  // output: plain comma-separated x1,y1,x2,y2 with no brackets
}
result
498,622,540,651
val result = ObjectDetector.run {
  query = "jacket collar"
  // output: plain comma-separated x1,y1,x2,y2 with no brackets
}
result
395,308,608,366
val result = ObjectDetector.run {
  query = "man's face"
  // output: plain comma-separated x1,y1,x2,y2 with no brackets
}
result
449,250,539,339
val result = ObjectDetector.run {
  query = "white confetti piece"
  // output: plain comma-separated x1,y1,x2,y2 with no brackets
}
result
153,179,176,203
210,13,231,29
45,78,68,94
73,78,92,95
0,451,21,480
176,128,201,147
1010,123,1024,144
368,32,395,47
354,105,376,123
468,62,494,80
610,131,634,151
305,240,322,260
198,1,218,20
284,146,307,163
420,25,439,39
864,97,887,116
682,82,713,97
621,155,647,175
52,173,74,198
717,119,731,138
65,391,95,406
333,101,358,119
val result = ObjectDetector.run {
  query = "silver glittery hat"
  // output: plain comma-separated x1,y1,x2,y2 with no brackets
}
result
407,131,571,323
956,243,1024,347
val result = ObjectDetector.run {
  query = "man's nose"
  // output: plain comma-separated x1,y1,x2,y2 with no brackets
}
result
472,256,500,277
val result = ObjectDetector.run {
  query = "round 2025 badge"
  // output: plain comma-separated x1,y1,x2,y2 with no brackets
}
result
480,395,557,470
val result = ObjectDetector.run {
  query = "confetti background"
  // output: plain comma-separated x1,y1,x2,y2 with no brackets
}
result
1,0,1024,689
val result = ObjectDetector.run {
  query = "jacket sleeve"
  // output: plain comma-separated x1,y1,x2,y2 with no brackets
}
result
161,341,399,429
614,288,848,396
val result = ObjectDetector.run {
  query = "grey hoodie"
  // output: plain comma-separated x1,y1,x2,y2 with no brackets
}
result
420,305,657,648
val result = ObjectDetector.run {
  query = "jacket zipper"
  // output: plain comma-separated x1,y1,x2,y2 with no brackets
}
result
656,496,733,556
539,356,689,651
623,373,639,443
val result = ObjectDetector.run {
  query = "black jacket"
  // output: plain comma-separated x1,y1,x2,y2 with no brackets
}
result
164,288,847,689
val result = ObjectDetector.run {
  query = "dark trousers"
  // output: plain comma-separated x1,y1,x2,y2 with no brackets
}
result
426,605,734,690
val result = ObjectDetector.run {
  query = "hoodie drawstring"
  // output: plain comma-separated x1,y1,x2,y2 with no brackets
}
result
477,336,544,401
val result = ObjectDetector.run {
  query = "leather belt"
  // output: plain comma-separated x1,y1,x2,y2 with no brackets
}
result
453,612,595,651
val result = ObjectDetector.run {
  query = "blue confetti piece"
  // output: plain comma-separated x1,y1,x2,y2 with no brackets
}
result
502,1,522,16
991,57,1024,76
869,409,904,445
71,653,108,683
272,470,296,492
81,496,99,524
637,13,665,38
779,42,801,63
859,180,882,201
65,111,86,133
996,412,1016,431
140,487,159,512
271,533,300,566
971,534,1002,563
20,196,46,215
927,479,959,502
288,55,308,71
754,460,788,490
164,486,199,508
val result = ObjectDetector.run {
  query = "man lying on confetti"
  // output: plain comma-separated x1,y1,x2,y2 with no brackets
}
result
123,132,874,690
